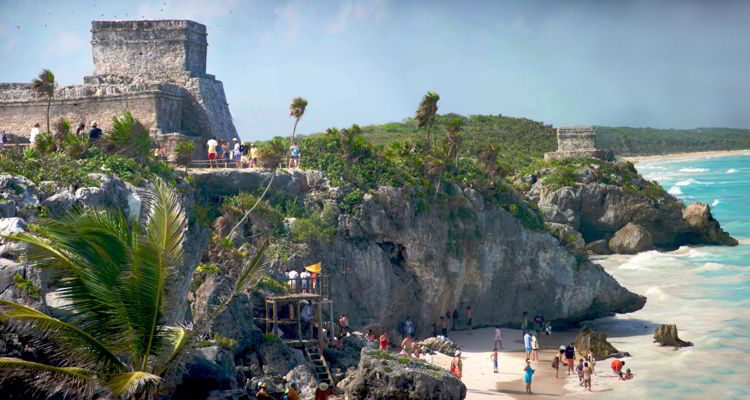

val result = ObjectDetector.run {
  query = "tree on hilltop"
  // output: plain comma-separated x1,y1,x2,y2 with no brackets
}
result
289,97,308,145
31,69,57,133
415,91,440,147
446,117,464,166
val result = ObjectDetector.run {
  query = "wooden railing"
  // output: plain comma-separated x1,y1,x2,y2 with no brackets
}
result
285,274,330,297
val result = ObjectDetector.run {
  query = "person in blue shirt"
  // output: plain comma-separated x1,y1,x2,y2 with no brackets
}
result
289,143,301,168
524,359,535,393
523,331,532,360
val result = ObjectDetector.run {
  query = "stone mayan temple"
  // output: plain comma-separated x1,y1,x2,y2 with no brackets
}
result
544,126,614,161
0,20,238,149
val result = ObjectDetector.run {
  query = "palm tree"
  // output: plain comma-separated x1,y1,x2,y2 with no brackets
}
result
445,118,464,166
415,91,439,147
0,179,268,399
289,97,308,145
31,69,57,133
102,111,153,161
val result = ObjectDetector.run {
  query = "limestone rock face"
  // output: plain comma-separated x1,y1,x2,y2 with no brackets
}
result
173,346,238,400
585,239,612,255
285,365,319,400
41,190,77,217
608,223,653,254
0,218,28,258
653,324,693,348
575,327,619,360
340,348,466,400
417,337,460,357
682,203,738,246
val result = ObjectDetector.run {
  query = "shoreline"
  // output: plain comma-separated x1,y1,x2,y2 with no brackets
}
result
621,149,750,163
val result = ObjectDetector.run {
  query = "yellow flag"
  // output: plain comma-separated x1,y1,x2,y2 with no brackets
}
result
304,263,321,273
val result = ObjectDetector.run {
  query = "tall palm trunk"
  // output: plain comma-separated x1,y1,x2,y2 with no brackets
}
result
427,120,434,148
291,118,299,145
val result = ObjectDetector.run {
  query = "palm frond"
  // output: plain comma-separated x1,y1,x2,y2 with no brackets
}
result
154,326,190,375
234,239,269,292
289,97,308,119
0,300,128,372
0,357,95,386
104,371,161,398
31,69,55,98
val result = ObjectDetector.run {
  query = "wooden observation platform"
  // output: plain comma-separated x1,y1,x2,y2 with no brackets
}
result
258,272,335,385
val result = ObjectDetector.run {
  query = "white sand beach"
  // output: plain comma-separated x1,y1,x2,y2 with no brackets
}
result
622,149,750,163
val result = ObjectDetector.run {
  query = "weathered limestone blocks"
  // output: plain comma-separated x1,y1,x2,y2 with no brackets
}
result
544,126,614,161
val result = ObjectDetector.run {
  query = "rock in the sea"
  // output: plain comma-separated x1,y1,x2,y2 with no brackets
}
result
417,337,460,357
653,324,693,348
608,223,653,254
575,327,619,360
340,348,465,400
585,239,612,255
682,203,738,246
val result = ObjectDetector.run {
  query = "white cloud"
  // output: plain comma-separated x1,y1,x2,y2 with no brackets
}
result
136,0,240,20
260,1,306,44
45,31,84,56
327,0,389,34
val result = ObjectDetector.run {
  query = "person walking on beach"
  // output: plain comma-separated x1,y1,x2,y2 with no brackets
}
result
531,335,539,361
404,316,414,337
533,314,544,337
523,359,534,394
565,343,576,375
576,358,585,384
586,352,597,375
451,350,463,379
523,331,533,360
379,332,389,350
583,361,593,391
494,326,503,349
466,306,473,335
491,347,499,373
521,311,529,336
553,348,564,378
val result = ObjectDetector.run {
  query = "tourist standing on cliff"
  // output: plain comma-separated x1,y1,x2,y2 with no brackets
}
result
29,123,40,147
88,122,102,144
565,343,576,375
494,326,503,349
451,351,463,379
250,143,258,168
75,122,86,136
221,140,230,167
207,136,218,168
289,142,301,168
523,359,534,393
466,306,473,335
232,138,241,168
523,331,533,360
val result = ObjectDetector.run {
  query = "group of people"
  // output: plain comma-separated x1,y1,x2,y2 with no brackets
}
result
25,121,102,148
254,380,333,400
435,307,474,338
285,269,319,293
205,137,302,169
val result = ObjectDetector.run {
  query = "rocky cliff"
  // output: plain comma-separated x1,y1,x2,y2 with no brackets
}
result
191,168,646,337
523,160,737,254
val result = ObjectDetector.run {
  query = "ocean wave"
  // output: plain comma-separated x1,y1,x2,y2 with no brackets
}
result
711,199,720,207
679,168,709,172
668,186,683,195
726,168,738,173
694,262,726,272
676,178,702,186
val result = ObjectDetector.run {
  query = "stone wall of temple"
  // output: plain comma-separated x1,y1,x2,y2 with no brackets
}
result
544,126,614,161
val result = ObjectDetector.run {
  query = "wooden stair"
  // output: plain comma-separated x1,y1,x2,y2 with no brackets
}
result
302,342,334,386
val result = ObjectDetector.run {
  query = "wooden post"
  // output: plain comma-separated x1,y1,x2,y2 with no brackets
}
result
265,301,269,334
316,301,324,352
296,301,302,346
272,302,278,338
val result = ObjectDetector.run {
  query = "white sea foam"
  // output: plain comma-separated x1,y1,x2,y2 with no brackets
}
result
694,262,726,272
676,178,701,186
727,168,738,173
679,168,709,172
711,199,720,206
668,186,683,195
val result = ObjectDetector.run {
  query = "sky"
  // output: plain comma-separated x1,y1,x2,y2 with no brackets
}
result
1,0,750,141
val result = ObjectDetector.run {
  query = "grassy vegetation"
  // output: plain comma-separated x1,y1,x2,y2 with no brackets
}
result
597,126,750,155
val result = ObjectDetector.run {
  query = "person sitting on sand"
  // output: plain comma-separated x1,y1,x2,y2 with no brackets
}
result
451,350,463,379
623,368,633,380
401,334,413,357
531,335,539,361
379,332,389,350
494,326,503,349
553,348,564,378
523,359,534,394
491,347,499,373
583,361,592,391
611,359,625,375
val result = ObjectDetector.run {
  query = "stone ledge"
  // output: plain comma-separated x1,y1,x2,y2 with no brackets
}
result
544,149,614,161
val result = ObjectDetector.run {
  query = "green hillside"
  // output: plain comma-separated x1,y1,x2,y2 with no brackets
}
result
596,126,750,155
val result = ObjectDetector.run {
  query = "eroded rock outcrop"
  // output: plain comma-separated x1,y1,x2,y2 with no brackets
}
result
339,348,466,400
654,324,693,348
417,337,460,357
526,162,737,254
575,327,620,360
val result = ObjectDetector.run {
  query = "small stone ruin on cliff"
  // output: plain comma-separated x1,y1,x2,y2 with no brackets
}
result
544,126,614,161
0,20,238,155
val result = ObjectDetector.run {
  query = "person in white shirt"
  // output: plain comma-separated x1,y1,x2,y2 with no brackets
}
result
300,270,311,292
206,137,219,168
29,123,40,148
287,270,299,290
232,138,241,168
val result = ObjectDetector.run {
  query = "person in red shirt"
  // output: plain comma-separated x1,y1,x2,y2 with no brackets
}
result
314,382,333,400
379,332,389,350
611,359,625,375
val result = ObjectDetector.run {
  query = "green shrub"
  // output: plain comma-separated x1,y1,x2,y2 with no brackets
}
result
34,131,56,154
214,333,237,350
12,273,40,300
196,263,221,274
175,141,195,169
257,137,288,168
262,333,280,343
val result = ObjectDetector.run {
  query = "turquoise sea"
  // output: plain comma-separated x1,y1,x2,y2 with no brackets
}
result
571,154,750,399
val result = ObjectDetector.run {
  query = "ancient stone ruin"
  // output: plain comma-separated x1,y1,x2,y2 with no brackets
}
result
0,20,238,153
544,126,614,161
